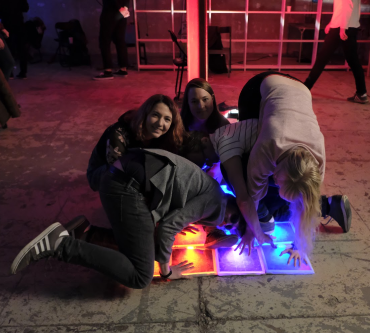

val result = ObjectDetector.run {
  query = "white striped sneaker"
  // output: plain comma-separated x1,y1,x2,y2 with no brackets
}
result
10,222,69,275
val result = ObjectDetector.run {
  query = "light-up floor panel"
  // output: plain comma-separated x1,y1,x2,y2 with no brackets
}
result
171,248,217,276
215,247,265,276
153,261,161,277
261,245,314,275
173,224,207,247
270,222,295,243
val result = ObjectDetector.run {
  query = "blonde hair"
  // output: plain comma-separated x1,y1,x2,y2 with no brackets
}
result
278,148,322,255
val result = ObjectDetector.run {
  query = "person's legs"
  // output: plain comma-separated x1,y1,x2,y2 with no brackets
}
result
343,28,367,100
99,13,116,70
12,172,155,289
238,71,302,121
94,12,116,80
112,17,128,73
0,36,15,81
304,28,341,89
16,25,28,77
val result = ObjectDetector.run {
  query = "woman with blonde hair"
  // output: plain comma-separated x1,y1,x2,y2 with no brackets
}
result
182,72,351,265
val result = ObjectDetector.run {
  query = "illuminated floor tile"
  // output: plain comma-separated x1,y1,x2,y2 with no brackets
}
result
173,224,207,247
215,247,265,276
171,248,217,277
153,261,161,277
260,245,315,275
271,222,295,243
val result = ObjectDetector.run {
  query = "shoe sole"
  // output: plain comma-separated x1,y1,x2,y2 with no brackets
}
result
340,195,352,233
204,235,239,249
64,215,90,238
92,77,114,81
10,222,61,274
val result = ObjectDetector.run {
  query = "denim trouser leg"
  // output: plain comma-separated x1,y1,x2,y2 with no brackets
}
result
59,172,155,289
0,36,15,81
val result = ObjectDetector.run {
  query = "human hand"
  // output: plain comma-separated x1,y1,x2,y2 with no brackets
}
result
324,24,331,34
168,260,194,279
235,230,255,255
280,248,307,267
2,29,9,38
0,39,4,50
119,6,130,18
256,232,276,249
179,225,199,236
340,28,348,41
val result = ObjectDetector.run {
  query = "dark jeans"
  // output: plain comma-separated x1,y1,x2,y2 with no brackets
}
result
305,28,366,95
99,11,128,69
7,25,28,74
0,36,15,81
58,170,155,289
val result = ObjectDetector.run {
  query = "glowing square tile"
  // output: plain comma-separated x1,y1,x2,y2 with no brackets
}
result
215,247,265,276
260,245,314,275
153,261,161,277
271,222,295,243
171,248,217,277
173,224,207,247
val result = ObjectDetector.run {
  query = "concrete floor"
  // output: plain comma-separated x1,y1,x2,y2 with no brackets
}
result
1,64,370,333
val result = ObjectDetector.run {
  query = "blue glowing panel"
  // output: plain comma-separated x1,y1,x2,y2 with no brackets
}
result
173,224,207,246
220,185,236,197
216,247,265,276
171,248,217,276
261,245,314,275
271,222,295,243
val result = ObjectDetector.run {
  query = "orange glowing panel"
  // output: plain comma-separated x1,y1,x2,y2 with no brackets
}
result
153,261,161,277
171,248,217,277
173,224,207,247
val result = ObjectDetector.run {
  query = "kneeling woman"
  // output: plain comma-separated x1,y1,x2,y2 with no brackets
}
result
11,149,227,288
87,94,185,191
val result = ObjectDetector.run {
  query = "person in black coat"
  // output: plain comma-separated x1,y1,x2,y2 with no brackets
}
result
93,0,130,80
0,0,29,79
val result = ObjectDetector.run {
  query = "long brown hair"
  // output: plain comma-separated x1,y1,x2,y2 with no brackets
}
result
181,78,228,134
129,94,185,153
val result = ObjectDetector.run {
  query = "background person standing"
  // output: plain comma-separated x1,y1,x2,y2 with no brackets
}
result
93,0,130,80
0,0,29,79
304,0,368,104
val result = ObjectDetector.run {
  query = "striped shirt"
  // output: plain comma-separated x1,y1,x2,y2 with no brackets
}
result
209,119,259,164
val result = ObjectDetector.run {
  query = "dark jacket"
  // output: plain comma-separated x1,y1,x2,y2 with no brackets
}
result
0,0,29,27
0,69,21,127
140,149,226,263
102,0,130,12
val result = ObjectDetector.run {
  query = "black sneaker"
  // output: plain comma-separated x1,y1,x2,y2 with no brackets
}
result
16,72,27,80
113,70,128,77
347,93,369,104
327,195,352,233
93,71,114,81
204,228,238,249
273,204,292,222
260,216,275,234
10,222,69,274
64,215,90,240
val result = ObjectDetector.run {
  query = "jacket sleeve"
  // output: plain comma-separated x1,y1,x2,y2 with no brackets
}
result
155,185,226,263
113,0,130,10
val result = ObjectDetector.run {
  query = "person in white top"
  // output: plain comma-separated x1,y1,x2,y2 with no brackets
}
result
304,0,368,104
183,72,352,266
